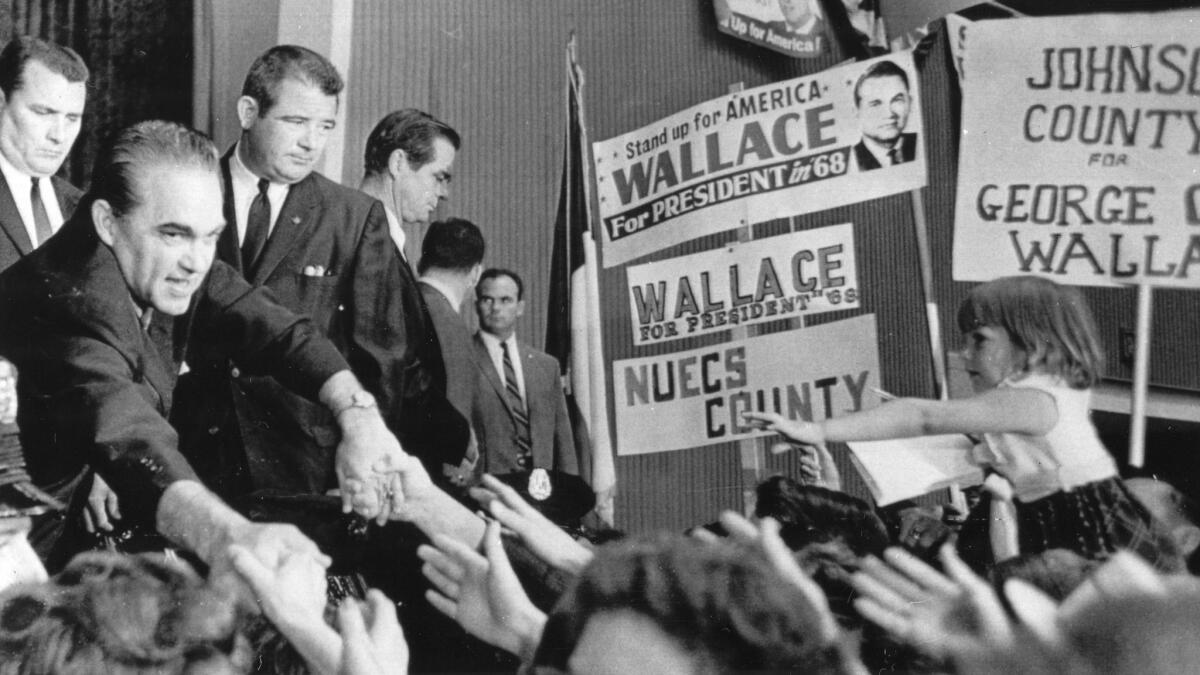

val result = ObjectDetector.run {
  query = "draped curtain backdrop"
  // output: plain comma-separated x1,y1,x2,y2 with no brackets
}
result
3,0,194,188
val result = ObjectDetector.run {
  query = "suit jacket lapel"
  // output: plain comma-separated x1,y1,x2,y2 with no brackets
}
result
217,152,244,274
519,343,555,469
251,174,320,284
62,218,176,412
50,175,81,220
0,171,33,256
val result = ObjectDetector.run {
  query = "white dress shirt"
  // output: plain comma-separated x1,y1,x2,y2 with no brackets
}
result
860,135,904,168
384,206,409,262
0,151,65,247
478,331,526,402
229,144,291,245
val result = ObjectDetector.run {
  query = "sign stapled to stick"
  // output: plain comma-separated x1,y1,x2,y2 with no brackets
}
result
593,52,926,268
953,9,1200,288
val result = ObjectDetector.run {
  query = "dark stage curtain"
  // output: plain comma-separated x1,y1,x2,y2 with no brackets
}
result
3,0,193,189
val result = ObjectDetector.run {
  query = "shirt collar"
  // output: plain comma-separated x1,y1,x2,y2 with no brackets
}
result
0,151,34,194
229,142,259,191
230,142,290,202
419,275,463,309
384,206,407,254
861,134,901,167
478,330,516,352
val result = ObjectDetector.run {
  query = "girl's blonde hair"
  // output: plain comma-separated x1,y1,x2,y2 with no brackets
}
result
956,275,1103,389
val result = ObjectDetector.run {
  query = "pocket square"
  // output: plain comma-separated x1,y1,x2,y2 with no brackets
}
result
302,265,327,277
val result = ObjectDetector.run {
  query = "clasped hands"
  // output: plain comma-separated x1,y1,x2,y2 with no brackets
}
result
334,408,431,525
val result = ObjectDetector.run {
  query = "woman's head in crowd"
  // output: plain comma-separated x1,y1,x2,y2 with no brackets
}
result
754,476,889,557
532,534,862,674
0,551,250,674
956,275,1103,390
990,548,1100,607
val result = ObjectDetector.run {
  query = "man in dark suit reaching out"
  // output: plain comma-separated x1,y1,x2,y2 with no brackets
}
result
174,45,467,513
0,120,410,571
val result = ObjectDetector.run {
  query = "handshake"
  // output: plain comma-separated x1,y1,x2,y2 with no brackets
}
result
330,393,434,526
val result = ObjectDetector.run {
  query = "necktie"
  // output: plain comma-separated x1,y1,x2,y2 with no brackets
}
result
889,146,904,166
241,178,271,272
30,178,52,245
502,341,533,464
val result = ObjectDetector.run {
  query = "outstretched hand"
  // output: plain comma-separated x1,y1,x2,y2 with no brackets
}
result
469,474,593,575
851,544,1016,664
83,473,122,533
718,511,839,643
742,410,825,446
337,591,410,675
742,411,839,488
417,520,547,660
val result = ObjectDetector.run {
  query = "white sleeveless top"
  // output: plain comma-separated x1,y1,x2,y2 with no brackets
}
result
975,373,1117,502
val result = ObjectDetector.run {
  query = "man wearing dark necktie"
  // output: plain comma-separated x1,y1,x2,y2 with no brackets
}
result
0,37,87,273
471,268,578,477
851,59,919,172
173,45,468,512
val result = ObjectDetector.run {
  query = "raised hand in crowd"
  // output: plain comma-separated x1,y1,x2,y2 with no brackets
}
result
337,591,410,675
1056,550,1167,623
157,481,332,610
717,510,840,643
417,519,547,661
851,544,1021,667
230,543,342,675
82,473,122,534
469,473,593,575
742,411,842,489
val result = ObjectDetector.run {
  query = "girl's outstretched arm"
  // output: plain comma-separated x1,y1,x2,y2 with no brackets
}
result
744,386,1057,444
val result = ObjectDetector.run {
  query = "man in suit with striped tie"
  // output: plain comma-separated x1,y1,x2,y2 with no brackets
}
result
0,36,87,273
471,268,578,477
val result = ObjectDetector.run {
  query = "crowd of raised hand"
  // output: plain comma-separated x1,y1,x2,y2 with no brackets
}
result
1,444,1197,674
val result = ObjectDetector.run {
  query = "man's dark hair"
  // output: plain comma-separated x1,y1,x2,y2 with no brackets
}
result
852,59,909,107
532,534,860,673
477,267,523,301
418,218,485,275
86,120,218,217
242,45,343,116
363,109,460,177
0,36,88,98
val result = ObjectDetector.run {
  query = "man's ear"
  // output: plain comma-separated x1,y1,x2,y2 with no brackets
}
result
1176,525,1200,557
91,199,117,246
468,262,483,287
388,148,410,178
236,96,260,131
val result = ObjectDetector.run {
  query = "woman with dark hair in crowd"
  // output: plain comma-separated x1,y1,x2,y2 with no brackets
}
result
0,551,251,673
755,475,890,557
531,533,864,675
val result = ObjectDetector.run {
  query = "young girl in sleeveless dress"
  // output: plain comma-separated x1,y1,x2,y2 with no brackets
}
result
746,275,1183,572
